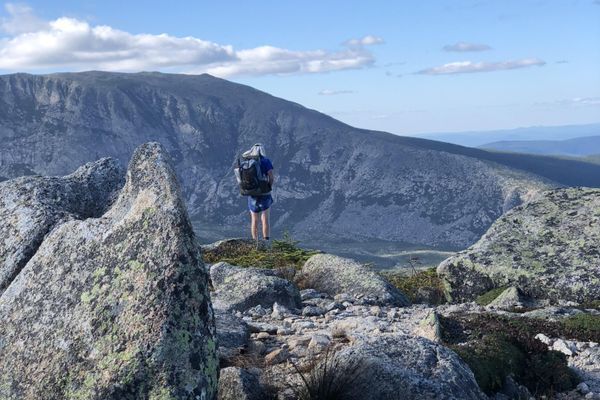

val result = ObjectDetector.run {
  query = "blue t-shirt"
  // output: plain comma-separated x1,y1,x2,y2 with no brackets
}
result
260,157,273,175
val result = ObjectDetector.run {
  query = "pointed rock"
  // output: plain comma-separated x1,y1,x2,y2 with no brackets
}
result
0,143,217,400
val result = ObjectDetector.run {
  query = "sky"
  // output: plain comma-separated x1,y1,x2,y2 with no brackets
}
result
0,0,598,135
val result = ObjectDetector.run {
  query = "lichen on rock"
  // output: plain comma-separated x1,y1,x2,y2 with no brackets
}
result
0,157,124,295
438,188,600,304
0,143,217,400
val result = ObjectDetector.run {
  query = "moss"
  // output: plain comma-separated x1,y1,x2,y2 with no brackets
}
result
579,299,600,310
475,287,508,306
381,268,446,304
203,235,319,270
451,334,525,394
441,313,580,396
563,314,600,336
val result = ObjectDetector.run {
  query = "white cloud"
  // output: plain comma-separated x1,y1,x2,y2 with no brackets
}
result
318,89,354,96
0,6,382,77
443,42,491,52
0,3,48,34
344,35,384,47
538,97,600,107
418,58,546,75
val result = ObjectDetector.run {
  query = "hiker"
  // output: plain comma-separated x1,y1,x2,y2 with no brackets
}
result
235,143,274,242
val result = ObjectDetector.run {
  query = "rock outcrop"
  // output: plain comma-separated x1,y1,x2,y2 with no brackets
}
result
0,158,124,294
438,188,600,303
0,143,217,400
300,254,411,306
335,335,487,400
210,262,302,312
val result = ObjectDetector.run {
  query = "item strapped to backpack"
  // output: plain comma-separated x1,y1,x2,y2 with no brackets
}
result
235,155,271,196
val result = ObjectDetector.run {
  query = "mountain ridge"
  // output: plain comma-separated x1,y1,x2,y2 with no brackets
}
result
2,71,600,250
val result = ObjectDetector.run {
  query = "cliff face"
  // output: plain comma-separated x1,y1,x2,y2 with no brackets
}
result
0,71,583,248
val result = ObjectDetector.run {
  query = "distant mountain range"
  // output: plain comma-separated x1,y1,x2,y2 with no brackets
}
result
479,135,600,157
2,72,600,251
416,123,600,148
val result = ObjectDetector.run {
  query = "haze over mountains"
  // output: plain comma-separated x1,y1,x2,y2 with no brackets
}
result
417,123,600,148
2,71,600,251
479,135,600,158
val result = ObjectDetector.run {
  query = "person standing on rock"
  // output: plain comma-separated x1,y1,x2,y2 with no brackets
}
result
235,143,274,242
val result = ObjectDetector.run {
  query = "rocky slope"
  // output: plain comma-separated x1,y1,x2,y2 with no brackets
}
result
0,143,217,399
5,72,600,249
205,239,599,400
438,187,600,303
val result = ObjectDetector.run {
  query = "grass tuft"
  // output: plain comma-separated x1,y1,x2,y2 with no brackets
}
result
381,268,446,304
289,347,367,400
203,234,320,270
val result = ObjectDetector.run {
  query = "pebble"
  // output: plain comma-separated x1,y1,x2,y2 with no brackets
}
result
265,348,289,365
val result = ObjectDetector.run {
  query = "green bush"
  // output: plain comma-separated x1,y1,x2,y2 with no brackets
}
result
381,268,446,304
523,351,578,395
475,287,507,306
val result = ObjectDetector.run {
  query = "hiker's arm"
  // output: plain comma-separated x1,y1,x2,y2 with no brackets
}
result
268,170,274,186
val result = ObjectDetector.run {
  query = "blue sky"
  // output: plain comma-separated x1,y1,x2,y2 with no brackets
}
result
0,0,598,135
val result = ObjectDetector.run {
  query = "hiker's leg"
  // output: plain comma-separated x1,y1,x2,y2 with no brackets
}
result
261,208,270,239
250,211,259,240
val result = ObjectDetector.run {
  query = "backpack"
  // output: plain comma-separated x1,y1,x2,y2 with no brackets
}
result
235,155,271,196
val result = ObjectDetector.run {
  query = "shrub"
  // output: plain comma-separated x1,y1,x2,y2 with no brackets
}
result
382,268,446,304
441,313,580,396
522,351,578,395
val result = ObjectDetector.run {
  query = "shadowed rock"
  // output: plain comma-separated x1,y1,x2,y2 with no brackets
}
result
0,143,217,400
0,158,124,294
300,254,411,306
438,188,600,303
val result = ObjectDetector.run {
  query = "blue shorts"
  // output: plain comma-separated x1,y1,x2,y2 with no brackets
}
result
248,195,273,213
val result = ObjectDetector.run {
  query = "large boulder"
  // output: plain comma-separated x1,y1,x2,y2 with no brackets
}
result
0,143,218,400
438,188,600,303
210,262,301,312
300,254,410,306
0,158,124,294
335,334,487,400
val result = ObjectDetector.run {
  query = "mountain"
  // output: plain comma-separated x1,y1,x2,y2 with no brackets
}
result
416,123,600,148
479,135,600,157
2,71,600,251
